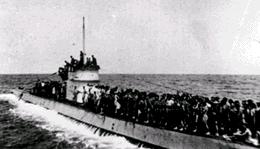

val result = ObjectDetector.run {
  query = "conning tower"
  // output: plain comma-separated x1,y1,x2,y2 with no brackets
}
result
66,17,100,102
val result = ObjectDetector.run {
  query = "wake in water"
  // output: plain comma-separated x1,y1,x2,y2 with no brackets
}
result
0,94,143,149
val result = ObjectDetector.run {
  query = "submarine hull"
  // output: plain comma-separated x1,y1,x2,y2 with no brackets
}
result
12,89,258,149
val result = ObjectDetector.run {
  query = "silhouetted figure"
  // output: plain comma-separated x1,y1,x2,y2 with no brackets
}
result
86,57,91,67
91,55,97,66
79,51,84,68
70,56,79,71
70,56,75,63
65,61,71,72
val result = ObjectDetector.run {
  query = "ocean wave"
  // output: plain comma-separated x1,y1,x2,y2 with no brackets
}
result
0,94,142,149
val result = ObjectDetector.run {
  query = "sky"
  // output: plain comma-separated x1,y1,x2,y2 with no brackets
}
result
0,0,260,74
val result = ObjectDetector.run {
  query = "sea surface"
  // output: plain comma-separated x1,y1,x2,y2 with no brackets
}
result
1,74,260,149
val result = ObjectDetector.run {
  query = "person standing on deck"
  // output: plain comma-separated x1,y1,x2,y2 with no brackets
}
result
114,91,121,116
52,84,56,99
247,100,257,137
82,86,87,104
256,103,260,140
35,79,41,95
75,87,84,104
73,86,79,102
60,82,66,99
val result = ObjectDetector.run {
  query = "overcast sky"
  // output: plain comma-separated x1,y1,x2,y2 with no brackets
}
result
0,0,260,74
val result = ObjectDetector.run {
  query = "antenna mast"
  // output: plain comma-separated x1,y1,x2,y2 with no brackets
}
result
82,17,86,55
82,17,86,64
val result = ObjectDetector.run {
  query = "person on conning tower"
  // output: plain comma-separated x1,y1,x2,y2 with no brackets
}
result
70,56,79,71
91,55,97,66
79,51,84,68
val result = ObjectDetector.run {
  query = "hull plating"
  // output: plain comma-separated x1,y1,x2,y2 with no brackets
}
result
12,89,258,149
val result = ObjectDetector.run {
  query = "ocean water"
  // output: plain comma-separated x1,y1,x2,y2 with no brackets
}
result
100,74,260,101
1,74,260,149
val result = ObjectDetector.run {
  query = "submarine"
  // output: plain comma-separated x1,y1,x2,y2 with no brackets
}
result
12,17,259,149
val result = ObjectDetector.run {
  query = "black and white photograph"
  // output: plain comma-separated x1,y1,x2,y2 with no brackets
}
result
0,0,260,149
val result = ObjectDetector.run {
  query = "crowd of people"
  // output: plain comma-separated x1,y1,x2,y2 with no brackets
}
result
30,80,66,100
58,51,100,80
92,85,260,145
30,81,260,146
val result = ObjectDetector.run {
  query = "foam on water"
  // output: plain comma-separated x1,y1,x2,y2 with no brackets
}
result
0,94,143,149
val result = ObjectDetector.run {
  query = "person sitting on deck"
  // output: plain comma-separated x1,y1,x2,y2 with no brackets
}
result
232,125,255,145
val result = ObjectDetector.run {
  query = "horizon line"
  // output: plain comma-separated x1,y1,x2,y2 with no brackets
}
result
1,72,260,76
